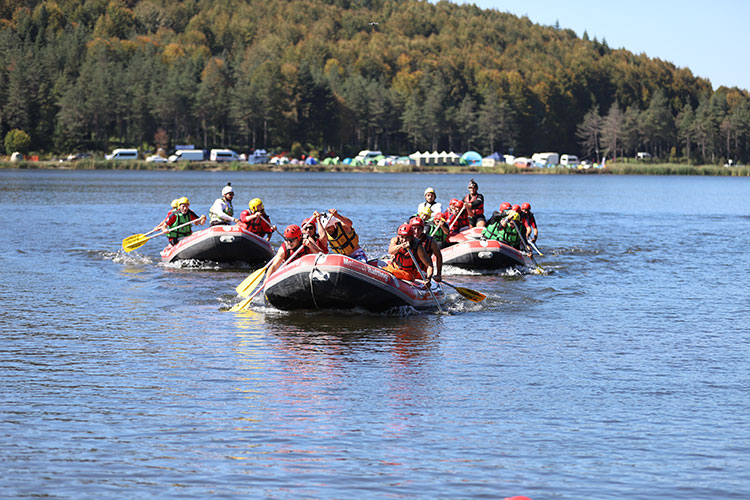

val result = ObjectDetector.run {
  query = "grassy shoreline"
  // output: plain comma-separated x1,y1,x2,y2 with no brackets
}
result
1,160,749,176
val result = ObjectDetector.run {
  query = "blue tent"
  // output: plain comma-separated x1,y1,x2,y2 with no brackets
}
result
460,151,482,166
304,157,318,165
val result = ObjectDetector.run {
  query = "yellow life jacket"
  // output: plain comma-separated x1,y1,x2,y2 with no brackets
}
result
327,223,359,255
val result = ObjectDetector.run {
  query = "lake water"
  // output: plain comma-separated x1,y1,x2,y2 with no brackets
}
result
1,169,749,499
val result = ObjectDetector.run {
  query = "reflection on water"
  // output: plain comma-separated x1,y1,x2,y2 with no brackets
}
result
2,170,749,499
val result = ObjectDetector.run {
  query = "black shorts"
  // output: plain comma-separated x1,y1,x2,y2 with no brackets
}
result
470,214,486,226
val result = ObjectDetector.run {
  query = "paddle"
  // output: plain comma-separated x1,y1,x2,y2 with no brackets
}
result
230,243,306,312
235,258,275,297
441,280,486,303
122,227,160,249
122,219,196,252
406,245,443,313
259,214,283,239
448,204,466,231
528,239,544,256
512,220,543,273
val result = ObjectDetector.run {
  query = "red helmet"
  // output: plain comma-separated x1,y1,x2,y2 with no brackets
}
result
397,223,412,236
499,202,512,211
409,216,424,228
284,224,302,239
301,216,315,228
521,202,531,211
450,198,464,209
512,204,521,212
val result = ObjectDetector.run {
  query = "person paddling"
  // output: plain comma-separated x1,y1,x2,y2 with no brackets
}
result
266,224,324,276
152,198,180,234
428,212,450,248
321,208,368,262
462,179,486,228
444,198,470,236
481,202,528,253
410,216,442,282
519,202,538,244
383,223,434,282
302,214,328,253
164,197,206,245
239,197,275,240
209,183,239,226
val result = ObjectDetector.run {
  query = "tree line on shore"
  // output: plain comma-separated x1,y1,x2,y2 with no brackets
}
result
2,0,750,165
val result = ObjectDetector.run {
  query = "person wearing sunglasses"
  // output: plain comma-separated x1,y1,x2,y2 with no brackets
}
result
209,182,240,226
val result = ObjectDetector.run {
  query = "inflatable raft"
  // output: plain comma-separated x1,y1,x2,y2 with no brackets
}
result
262,253,445,312
160,225,274,264
441,227,533,270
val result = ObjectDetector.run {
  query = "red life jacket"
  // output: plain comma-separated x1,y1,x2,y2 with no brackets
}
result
463,193,484,216
393,239,419,272
282,241,313,261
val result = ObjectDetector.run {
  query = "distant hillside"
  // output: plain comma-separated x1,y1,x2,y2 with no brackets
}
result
1,0,748,164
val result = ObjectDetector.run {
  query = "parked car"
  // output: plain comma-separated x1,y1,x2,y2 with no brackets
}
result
168,150,204,162
210,149,239,162
145,154,168,163
560,154,579,167
105,148,138,160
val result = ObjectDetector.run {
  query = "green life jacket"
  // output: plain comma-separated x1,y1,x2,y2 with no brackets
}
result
168,212,194,239
482,214,520,247
428,222,447,243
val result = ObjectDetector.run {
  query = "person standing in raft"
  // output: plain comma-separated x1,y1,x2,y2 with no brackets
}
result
481,202,529,253
383,223,434,282
266,225,324,276
444,198,470,236
417,187,442,216
209,183,240,226
302,213,328,253
519,202,538,244
239,197,275,241
164,197,206,245
321,208,368,262
410,216,442,282
462,179,486,228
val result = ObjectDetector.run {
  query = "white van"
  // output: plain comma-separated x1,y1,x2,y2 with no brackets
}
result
210,149,239,162
531,152,559,167
168,150,204,162
105,148,138,160
560,154,579,167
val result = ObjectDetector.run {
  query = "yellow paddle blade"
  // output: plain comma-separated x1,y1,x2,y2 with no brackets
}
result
235,267,268,297
122,234,149,252
229,296,254,312
453,286,486,303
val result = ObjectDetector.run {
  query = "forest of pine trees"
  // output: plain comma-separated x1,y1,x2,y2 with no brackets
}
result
2,0,750,164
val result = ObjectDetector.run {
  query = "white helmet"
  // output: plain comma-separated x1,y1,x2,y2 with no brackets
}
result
221,183,234,196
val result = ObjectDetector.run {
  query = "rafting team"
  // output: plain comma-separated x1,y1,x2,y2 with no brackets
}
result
158,180,539,284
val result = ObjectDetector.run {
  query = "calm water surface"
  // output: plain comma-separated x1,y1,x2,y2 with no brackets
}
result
1,170,749,499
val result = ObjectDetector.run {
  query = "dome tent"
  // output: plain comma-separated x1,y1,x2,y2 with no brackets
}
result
460,151,482,166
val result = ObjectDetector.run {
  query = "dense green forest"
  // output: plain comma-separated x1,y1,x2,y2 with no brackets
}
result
2,0,750,164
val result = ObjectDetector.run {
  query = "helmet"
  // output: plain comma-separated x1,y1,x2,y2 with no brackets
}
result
450,198,464,209
512,204,521,212
248,198,263,211
417,206,432,219
397,223,412,236
409,216,424,228
424,187,435,196
468,179,478,188
284,225,302,239
170,198,179,209
433,212,446,222
221,183,234,196
521,202,531,211
177,196,189,206
301,216,315,229
499,202,511,211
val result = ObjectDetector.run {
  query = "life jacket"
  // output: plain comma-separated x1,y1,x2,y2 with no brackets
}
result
446,210,469,234
428,222,447,243
392,239,420,272
327,223,359,255
520,211,536,229
282,241,314,261
167,212,194,239
463,193,484,217
243,210,271,235
483,213,521,248
209,197,233,224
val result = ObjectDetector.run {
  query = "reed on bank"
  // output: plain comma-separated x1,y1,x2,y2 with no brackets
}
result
1,160,748,176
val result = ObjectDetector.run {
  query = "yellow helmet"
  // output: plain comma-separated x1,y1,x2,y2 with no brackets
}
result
170,198,179,209
249,197,263,211
177,196,189,206
418,205,432,219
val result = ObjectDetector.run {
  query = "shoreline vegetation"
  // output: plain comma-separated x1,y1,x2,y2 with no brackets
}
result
1,161,749,176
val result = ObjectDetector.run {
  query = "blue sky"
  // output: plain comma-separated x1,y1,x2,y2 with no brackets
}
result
442,0,748,91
